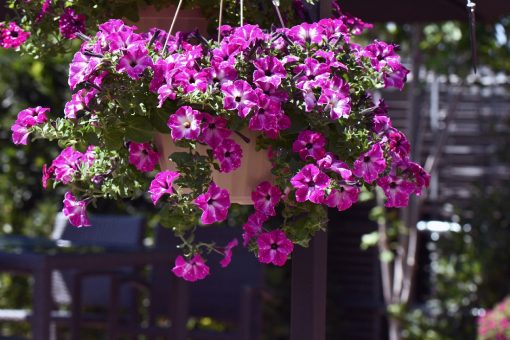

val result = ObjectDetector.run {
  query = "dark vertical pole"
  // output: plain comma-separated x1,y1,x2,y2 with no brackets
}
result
290,230,328,340
33,263,51,340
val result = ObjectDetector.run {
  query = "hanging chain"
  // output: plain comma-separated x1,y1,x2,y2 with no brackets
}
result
240,0,244,26
272,0,286,28
162,0,184,53
466,0,477,73
218,0,224,43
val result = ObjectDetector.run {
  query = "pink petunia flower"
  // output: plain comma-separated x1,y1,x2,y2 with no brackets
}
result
213,139,243,173
116,46,153,80
221,80,258,118
128,142,159,173
62,191,91,227
377,176,416,208
257,230,294,266
64,89,96,119
167,106,202,141
68,51,101,90
325,184,360,211
317,153,353,180
173,68,208,94
59,8,86,40
253,56,286,87
292,130,326,161
251,181,282,217
148,171,180,205
0,22,30,49
194,182,231,225
220,239,239,268
242,212,268,246
288,22,324,45
290,164,330,204
352,144,387,183
10,106,48,145
198,113,231,148
294,58,330,91
52,147,84,184
42,164,54,189
317,77,351,120
172,254,210,282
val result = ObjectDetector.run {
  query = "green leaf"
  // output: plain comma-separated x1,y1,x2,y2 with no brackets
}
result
150,109,170,133
125,116,154,142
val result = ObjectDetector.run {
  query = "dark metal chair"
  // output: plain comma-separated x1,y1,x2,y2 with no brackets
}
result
0,213,146,339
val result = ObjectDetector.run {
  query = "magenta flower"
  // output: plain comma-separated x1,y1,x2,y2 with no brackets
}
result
383,65,409,91
221,80,258,118
148,171,180,205
198,113,231,148
408,162,430,195
173,69,208,94
317,77,351,120
11,106,49,145
248,95,281,132
251,181,281,217
294,58,330,91
290,164,330,204
253,56,286,87
325,184,360,211
68,51,101,90
59,8,86,39
213,139,243,173
353,144,387,183
35,0,52,22
0,22,30,49
194,182,231,225
242,212,268,246
377,176,415,208
62,192,91,227
172,254,210,282
255,82,288,105
52,147,83,184
317,153,352,180
360,41,401,72
388,130,410,157
167,106,202,141
117,46,153,80
205,65,237,87
288,22,323,45
106,30,144,52
373,114,392,135
257,230,294,266
64,89,95,119
292,130,326,161
42,164,54,189
128,142,159,173
220,239,239,268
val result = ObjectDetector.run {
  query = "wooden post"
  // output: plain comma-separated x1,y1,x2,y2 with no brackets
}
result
290,230,328,340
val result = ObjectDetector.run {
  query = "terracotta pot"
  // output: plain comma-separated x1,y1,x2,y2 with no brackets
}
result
136,6,273,204
154,131,273,205
135,4,208,33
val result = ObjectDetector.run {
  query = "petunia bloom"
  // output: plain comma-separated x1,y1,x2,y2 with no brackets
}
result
59,8,86,40
167,106,202,141
0,22,30,49
251,181,281,217
221,80,258,118
377,176,415,208
242,212,268,246
220,239,239,268
352,144,387,183
148,171,180,205
198,113,231,148
193,182,231,225
325,184,360,211
213,139,243,173
172,254,210,282
62,191,91,227
10,107,48,145
116,46,153,80
290,164,330,204
128,142,159,173
292,130,326,161
257,230,294,266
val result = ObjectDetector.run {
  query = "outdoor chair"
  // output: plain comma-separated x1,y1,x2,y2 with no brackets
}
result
0,213,145,339
110,224,265,340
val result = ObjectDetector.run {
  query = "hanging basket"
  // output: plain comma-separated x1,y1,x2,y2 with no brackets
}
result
136,5,273,204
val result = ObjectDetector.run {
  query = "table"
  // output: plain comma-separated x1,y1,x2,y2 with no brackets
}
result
0,236,176,340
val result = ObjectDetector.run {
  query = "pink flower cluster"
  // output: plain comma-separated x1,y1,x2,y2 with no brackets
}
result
0,22,30,49
43,146,95,190
11,106,49,145
478,297,510,340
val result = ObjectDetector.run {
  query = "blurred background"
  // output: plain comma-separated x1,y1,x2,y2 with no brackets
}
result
1,1,510,339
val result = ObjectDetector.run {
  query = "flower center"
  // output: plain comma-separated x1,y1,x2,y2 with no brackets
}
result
308,180,316,187
183,121,191,129
305,143,313,150
363,156,371,163
339,186,345,192
209,123,216,129
235,96,242,103
10,31,19,38
265,194,271,201
390,182,397,189
129,60,137,67
207,198,214,205
189,77,196,84
265,70,272,77
225,151,231,157
271,243,278,250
